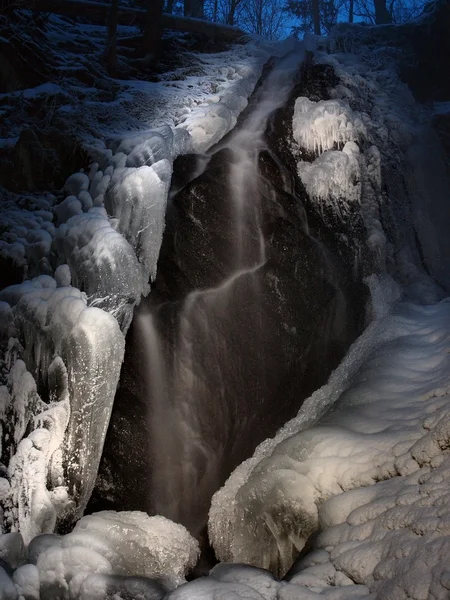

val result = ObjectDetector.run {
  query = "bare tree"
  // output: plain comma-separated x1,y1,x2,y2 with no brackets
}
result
105,0,118,74
349,0,424,23
184,0,204,17
286,0,339,35
373,0,391,23
142,0,164,58
239,0,288,38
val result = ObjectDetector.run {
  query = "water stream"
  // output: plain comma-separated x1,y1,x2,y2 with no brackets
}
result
145,48,307,534
92,45,364,540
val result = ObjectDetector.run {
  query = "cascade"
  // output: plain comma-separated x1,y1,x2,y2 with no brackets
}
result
90,47,367,539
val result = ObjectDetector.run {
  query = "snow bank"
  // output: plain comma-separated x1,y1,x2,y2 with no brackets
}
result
209,300,450,581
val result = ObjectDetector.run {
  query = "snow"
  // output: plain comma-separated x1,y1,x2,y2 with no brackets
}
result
0,511,198,599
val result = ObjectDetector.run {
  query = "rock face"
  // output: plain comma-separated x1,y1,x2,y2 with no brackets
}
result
90,61,369,538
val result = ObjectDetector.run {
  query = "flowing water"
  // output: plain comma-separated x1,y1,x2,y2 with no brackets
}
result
142,47,308,534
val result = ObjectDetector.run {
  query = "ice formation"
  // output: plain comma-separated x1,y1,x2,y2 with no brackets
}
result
292,97,365,155
0,280,124,531
0,511,199,599
298,142,361,220
54,207,149,329
105,161,171,283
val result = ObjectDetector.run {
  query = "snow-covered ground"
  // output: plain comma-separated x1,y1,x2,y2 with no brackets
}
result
1,7,450,600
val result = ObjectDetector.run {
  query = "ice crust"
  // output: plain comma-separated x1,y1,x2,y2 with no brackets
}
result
0,511,199,599
293,97,365,155
0,281,124,529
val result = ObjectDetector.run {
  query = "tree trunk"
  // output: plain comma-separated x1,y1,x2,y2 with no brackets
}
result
10,0,246,41
374,0,392,23
166,0,174,13
142,0,164,58
184,0,203,18
105,0,118,75
348,0,354,23
312,0,321,34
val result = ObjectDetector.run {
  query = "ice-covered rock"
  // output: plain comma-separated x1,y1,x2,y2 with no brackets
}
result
54,207,149,330
0,302,16,339
298,144,361,220
28,533,62,565
63,173,89,198
210,563,280,600
53,196,83,225
3,282,124,525
164,578,267,600
79,574,166,600
12,564,40,600
65,511,199,584
0,565,17,600
105,161,171,281
54,265,71,288
37,545,112,599
209,301,450,576
0,532,24,568
293,97,365,155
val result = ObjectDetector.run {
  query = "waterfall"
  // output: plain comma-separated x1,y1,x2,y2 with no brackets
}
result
93,46,366,539
144,48,307,535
